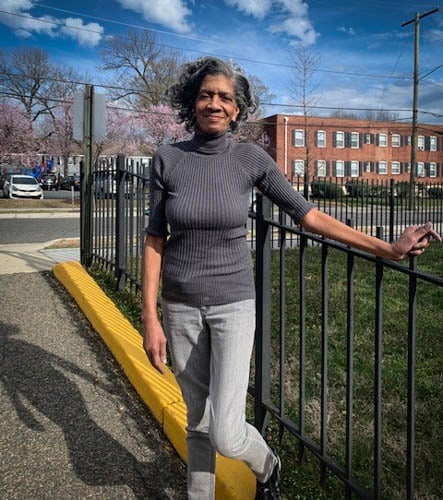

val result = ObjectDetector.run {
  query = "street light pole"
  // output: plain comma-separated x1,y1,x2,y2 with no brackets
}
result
401,7,439,208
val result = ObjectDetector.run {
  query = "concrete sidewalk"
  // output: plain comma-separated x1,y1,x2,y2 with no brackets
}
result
0,240,80,274
0,270,187,499
0,209,256,499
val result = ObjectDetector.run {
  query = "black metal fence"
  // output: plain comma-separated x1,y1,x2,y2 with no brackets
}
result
84,156,443,499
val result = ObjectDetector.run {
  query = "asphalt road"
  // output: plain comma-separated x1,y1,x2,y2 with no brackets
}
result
0,217,80,244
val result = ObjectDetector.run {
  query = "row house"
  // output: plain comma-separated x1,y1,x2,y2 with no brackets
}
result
262,114,443,182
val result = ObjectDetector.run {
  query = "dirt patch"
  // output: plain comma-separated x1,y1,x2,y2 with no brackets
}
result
44,238,80,249
0,199,80,210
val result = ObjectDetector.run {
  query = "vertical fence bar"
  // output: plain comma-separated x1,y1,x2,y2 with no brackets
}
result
116,154,126,290
406,257,417,499
255,194,272,434
320,241,329,485
374,226,384,499
279,209,286,442
389,179,395,243
345,218,355,500
298,229,307,463
128,159,135,283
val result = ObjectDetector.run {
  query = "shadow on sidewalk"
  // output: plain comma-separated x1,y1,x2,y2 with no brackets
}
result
0,283,186,500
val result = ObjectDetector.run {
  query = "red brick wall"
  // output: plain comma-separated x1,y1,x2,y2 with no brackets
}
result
263,114,443,182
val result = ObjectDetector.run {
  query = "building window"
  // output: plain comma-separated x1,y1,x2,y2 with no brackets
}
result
364,161,372,173
391,161,400,175
316,160,327,177
291,159,304,176
377,133,387,147
350,161,359,177
335,160,344,177
317,130,326,148
335,131,345,148
418,136,425,151
293,129,305,147
351,132,359,148
405,162,411,173
377,161,387,174
406,136,412,146
391,134,401,147
417,162,425,177
365,133,372,144
430,136,437,152
429,163,437,177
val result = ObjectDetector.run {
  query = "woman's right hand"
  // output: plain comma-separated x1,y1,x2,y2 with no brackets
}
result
142,315,167,374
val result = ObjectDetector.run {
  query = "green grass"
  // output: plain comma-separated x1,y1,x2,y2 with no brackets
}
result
262,242,442,499
88,243,442,499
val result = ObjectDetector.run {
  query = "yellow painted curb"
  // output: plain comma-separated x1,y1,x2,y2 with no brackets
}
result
53,261,256,499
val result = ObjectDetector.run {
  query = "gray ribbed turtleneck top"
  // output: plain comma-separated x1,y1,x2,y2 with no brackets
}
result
147,130,313,307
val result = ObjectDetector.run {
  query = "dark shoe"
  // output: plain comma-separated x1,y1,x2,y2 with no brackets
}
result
255,449,281,499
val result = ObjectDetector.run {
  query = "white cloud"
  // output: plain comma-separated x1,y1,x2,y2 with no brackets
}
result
0,0,57,37
116,0,192,33
225,0,318,46
337,26,356,36
61,18,104,47
271,16,317,46
0,1,104,46
224,0,272,19
427,28,443,42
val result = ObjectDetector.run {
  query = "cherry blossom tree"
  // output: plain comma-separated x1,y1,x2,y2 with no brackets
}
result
235,114,264,145
0,100,35,167
133,104,189,152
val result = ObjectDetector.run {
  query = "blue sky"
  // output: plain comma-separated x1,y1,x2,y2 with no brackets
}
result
0,0,442,122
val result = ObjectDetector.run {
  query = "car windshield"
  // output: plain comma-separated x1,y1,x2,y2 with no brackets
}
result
14,176,38,185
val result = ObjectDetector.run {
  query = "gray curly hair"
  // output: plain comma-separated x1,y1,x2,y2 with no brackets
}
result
167,57,258,133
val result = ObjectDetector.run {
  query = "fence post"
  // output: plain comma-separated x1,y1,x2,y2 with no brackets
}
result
254,193,272,434
115,155,126,291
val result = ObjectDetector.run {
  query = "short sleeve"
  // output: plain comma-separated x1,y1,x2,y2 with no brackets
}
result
146,151,169,238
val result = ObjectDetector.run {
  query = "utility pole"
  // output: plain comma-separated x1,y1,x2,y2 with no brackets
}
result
401,7,439,208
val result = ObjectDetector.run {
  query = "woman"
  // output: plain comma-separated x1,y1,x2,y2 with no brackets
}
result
142,57,440,500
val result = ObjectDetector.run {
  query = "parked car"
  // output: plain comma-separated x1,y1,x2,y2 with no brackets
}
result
3,174,44,199
0,172,14,190
38,173,59,190
60,175,81,191
94,172,116,198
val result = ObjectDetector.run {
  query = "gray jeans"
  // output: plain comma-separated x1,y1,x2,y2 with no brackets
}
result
161,298,276,499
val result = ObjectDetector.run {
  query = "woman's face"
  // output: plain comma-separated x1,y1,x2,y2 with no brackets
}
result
194,74,239,135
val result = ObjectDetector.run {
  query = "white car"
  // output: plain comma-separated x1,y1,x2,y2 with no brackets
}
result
3,174,44,200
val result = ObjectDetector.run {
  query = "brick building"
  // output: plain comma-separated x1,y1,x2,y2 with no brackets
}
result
262,114,443,182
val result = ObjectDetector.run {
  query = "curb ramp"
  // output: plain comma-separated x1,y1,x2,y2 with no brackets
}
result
53,261,256,499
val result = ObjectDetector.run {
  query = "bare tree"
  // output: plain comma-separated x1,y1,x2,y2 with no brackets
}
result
0,47,82,127
247,74,276,117
364,109,400,121
289,46,321,196
100,30,182,108
329,109,360,120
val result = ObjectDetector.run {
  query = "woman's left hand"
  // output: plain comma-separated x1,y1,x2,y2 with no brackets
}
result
390,222,441,260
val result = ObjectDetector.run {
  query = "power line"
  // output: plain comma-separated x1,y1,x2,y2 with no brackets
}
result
0,8,415,81
36,3,214,44
0,69,424,114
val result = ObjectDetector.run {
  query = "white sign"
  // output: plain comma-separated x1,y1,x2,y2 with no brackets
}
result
73,90,107,141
